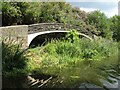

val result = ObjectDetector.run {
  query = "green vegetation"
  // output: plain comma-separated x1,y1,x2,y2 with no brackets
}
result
2,30,119,88
2,38,28,78
109,15,120,41
2,1,119,88
86,11,112,39
25,30,118,87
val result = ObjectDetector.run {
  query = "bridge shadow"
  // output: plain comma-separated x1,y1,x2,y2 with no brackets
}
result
29,32,67,48
28,32,87,48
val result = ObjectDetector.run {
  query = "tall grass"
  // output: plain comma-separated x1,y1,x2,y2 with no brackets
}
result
2,38,28,78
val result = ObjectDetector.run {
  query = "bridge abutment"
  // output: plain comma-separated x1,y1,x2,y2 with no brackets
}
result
0,25,28,49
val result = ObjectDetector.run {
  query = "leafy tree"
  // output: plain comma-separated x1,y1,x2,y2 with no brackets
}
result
2,2,42,25
39,2,58,22
87,10,112,39
110,15,120,41
39,2,72,23
2,2,21,26
23,2,42,24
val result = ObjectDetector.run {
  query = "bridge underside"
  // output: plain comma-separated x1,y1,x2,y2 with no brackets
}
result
28,31,93,48
29,32,67,48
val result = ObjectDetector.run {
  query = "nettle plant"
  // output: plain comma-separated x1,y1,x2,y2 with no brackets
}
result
66,29,80,43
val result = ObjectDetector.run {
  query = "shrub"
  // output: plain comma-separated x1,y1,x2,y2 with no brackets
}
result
2,38,28,78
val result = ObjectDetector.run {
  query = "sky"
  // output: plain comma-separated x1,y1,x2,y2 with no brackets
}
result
66,0,119,18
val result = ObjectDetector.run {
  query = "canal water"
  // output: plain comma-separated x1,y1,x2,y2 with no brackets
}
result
79,64,120,90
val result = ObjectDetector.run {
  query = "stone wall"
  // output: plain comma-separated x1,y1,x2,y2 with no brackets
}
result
28,23,93,37
28,23,67,34
0,25,28,49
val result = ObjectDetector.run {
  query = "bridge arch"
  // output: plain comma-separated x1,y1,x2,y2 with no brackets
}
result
28,30,93,48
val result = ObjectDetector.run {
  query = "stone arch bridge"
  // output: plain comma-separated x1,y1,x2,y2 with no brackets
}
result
0,23,93,48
